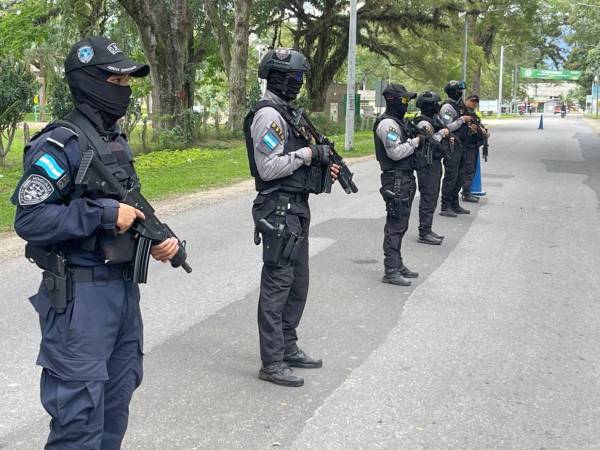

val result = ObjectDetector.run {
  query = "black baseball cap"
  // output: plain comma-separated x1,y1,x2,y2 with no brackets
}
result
466,94,480,102
65,36,150,77
382,83,417,100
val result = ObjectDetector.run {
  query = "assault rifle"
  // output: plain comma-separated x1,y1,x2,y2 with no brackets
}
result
465,111,490,161
405,120,434,167
289,109,358,194
75,149,192,284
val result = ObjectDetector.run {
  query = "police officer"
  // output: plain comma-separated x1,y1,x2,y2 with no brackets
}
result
11,37,179,449
439,80,473,217
414,91,450,245
374,83,420,286
244,48,340,387
461,94,489,202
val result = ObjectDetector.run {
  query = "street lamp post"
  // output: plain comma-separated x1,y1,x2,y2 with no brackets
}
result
498,44,513,118
344,0,358,151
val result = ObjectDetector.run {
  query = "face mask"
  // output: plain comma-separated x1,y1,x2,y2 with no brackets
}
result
267,71,304,101
448,89,463,101
385,97,408,119
67,67,132,125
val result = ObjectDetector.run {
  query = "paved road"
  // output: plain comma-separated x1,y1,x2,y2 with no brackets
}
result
1,115,599,449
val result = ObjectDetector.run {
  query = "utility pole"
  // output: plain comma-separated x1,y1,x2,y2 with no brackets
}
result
462,16,468,83
344,0,358,151
498,44,513,118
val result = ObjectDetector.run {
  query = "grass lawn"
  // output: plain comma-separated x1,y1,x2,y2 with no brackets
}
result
0,129,374,232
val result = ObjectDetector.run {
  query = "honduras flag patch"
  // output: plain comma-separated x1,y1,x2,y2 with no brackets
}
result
34,153,65,180
386,131,399,142
262,129,281,151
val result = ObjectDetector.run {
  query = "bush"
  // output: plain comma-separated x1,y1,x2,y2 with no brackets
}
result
0,58,38,166
47,76,74,120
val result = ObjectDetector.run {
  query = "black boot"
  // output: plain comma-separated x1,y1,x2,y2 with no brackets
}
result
382,270,412,286
462,193,480,203
440,208,457,217
418,232,443,245
452,205,470,214
284,349,323,369
399,265,419,278
259,362,304,387
430,231,445,240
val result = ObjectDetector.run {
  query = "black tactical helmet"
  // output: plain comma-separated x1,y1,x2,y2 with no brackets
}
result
382,83,417,103
258,48,310,79
444,80,467,97
416,91,442,109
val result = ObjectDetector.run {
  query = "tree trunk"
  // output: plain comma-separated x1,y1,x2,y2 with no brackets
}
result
228,0,252,131
119,0,192,130
471,62,482,95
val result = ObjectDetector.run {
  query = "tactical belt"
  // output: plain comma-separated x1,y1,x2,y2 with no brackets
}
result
383,169,413,176
261,190,308,203
69,264,132,282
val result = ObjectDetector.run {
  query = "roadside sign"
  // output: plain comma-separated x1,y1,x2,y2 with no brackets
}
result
519,68,582,81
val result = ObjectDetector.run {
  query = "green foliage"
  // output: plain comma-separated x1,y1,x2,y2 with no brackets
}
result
47,76,74,120
0,58,38,165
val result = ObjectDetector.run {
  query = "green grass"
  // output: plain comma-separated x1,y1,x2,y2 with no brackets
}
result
0,130,374,232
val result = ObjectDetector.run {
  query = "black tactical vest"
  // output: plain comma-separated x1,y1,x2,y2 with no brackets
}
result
60,111,138,264
244,101,313,193
373,114,413,172
442,99,469,141
415,114,445,160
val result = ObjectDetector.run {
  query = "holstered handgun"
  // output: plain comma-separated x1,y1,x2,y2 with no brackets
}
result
26,244,72,313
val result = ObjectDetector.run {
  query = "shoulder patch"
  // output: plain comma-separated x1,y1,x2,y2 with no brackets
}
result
386,130,399,143
18,174,55,206
262,129,281,151
34,153,65,180
270,122,284,141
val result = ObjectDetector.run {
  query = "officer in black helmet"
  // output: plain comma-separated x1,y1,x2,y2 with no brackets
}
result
439,80,473,217
373,83,420,286
244,48,340,387
414,91,450,245
11,36,179,449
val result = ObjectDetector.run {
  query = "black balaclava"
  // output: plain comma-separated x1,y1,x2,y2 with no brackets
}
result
267,70,303,102
67,66,132,132
384,97,408,120
420,102,440,118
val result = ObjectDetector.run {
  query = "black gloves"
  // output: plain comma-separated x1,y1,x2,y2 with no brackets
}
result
310,144,330,165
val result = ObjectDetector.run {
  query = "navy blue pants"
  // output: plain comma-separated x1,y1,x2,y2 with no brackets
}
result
29,270,143,450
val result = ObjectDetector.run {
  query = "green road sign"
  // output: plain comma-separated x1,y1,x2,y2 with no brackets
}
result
519,68,582,81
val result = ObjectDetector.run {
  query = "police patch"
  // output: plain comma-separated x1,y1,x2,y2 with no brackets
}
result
107,43,121,55
34,153,65,180
270,122,284,141
18,174,54,206
77,46,94,63
443,113,452,121
275,49,291,60
386,131,399,142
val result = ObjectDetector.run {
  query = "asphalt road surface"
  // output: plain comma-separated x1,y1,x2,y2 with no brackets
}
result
1,114,599,449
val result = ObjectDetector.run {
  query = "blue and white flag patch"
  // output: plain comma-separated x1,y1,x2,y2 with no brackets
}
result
386,131,399,142
262,130,281,150
34,153,65,180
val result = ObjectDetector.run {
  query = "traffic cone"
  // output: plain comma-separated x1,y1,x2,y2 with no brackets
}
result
471,151,486,196
538,114,544,130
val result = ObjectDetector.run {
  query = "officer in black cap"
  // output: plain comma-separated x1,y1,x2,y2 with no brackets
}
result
439,80,473,217
11,36,178,449
414,91,450,245
373,83,420,286
244,48,339,387
462,94,489,202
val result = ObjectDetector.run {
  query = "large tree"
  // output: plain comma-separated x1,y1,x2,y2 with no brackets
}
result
261,0,461,110
119,0,193,129
204,0,253,131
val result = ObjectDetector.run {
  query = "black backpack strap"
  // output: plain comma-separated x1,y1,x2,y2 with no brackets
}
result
62,110,117,166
